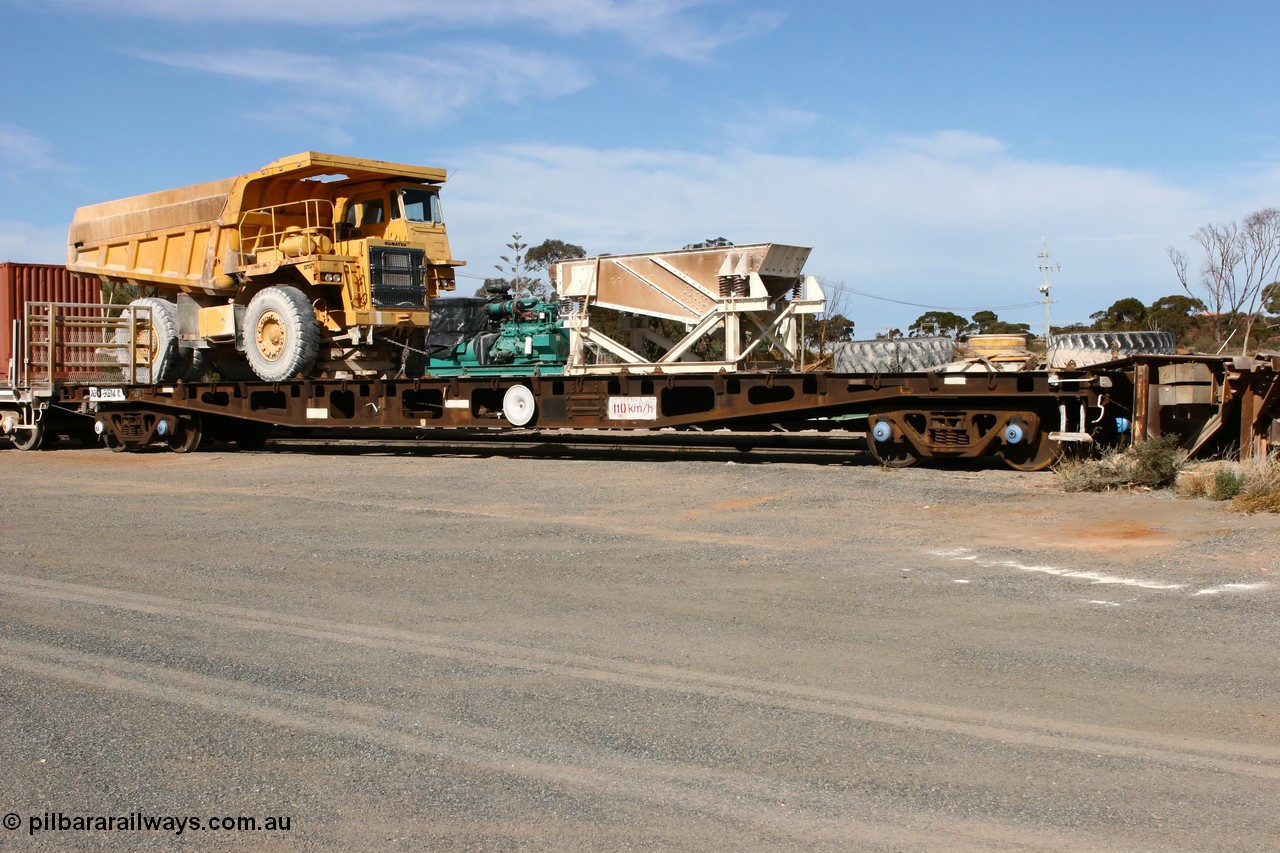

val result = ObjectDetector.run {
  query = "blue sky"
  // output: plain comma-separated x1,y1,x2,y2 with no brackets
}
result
2,0,1278,335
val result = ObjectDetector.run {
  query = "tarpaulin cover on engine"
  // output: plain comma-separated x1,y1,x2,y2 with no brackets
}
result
426,297,491,356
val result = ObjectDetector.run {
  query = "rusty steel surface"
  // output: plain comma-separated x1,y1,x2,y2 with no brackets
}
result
1,264,101,382
66,369,1106,463
87,371,1091,428
1102,353,1280,458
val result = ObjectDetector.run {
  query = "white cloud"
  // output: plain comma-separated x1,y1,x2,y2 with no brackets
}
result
138,44,591,126
38,0,777,61
440,137,1248,332
705,102,832,152
0,125,58,178
0,220,69,265
887,130,1008,160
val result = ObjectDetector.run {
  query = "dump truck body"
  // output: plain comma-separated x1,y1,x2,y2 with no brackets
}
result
67,152,463,381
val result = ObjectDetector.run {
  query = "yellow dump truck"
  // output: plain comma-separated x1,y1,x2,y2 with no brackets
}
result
67,152,463,381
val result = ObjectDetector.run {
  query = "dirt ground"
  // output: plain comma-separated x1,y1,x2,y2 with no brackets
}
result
1,444,1278,851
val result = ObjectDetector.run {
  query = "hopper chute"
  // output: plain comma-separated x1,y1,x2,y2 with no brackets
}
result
552,242,824,374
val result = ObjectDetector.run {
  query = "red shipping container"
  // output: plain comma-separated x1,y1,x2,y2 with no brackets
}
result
1,262,103,384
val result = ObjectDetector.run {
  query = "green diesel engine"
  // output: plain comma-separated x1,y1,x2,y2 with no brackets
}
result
423,286,569,376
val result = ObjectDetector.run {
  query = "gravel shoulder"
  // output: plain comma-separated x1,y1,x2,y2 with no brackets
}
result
2,447,1278,851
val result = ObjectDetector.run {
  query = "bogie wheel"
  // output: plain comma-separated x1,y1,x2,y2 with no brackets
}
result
244,286,321,381
117,297,183,383
866,416,921,468
860,422,921,468
999,433,1062,472
503,385,537,427
11,420,45,451
168,414,204,453
867,438,920,468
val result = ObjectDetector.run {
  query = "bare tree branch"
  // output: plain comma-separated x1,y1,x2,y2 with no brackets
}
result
1169,208,1280,353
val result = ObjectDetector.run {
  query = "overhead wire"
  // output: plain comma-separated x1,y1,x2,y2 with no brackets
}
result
826,281,1042,313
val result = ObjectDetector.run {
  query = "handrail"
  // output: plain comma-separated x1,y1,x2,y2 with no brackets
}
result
237,199,337,257
22,301,152,386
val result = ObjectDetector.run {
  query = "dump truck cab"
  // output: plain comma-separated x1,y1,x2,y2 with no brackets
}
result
68,152,464,382
338,184,444,237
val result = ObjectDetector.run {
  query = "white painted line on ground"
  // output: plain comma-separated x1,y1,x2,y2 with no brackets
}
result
933,549,1270,599
929,548,1186,590
1193,582,1268,596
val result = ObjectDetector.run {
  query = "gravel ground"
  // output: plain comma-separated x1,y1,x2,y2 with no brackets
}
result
1,445,1278,851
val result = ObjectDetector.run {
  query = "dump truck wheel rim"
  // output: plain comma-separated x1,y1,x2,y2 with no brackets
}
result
243,286,320,382
255,311,287,362
133,328,158,365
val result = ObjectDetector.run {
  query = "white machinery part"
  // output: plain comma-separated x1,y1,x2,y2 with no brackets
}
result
553,243,824,374
502,385,536,426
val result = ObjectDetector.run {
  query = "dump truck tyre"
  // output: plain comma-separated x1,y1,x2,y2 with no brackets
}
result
118,297,183,383
244,286,320,382
833,338,956,374
1045,331,1176,368
210,352,258,382
183,347,209,382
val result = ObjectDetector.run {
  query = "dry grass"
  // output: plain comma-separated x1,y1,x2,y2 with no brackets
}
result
1057,435,1184,493
1175,454,1280,513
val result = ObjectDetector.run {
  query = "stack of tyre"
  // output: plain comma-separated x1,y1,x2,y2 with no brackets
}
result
832,337,957,374
1045,331,1176,368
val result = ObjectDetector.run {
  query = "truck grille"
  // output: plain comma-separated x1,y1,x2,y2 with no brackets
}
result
369,247,428,309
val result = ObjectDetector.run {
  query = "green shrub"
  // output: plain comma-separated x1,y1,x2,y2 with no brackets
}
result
1211,466,1246,500
1057,436,1184,493
1126,435,1184,488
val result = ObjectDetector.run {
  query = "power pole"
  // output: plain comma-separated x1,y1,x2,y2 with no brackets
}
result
1037,237,1060,344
